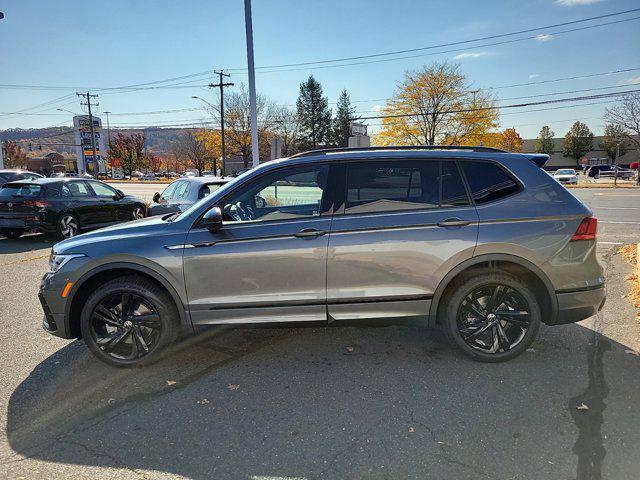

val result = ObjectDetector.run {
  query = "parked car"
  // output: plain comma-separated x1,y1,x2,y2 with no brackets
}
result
587,164,634,179
182,171,197,178
0,169,43,186
39,146,605,367
552,168,578,184
0,178,146,240
148,176,231,217
139,173,159,181
50,172,93,179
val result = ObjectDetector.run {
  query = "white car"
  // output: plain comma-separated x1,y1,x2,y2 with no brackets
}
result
553,168,578,185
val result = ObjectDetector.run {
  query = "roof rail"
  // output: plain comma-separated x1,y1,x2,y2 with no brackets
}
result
289,145,507,158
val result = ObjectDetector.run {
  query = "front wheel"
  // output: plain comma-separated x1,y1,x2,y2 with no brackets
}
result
441,271,541,362
80,275,180,367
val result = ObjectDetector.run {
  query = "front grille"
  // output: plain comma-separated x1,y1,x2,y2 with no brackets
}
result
38,293,57,331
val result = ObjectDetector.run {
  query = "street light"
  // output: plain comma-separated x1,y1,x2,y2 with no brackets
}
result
192,95,224,176
56,108,78,115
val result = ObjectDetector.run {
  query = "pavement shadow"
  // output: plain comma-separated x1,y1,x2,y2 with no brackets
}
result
5,322,640,480
0,234,55,255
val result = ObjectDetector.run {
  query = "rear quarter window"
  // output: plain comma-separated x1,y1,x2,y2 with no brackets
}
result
460,161,520,204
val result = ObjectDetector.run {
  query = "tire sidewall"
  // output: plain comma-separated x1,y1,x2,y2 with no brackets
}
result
443,272,541,363
80,278,178,367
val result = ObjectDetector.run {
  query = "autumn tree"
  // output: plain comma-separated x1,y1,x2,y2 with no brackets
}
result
600,124,630,161
496,128,523,152
176,131,209,175
272,107,303,157
143,152,164,174
332,89,357,147
563,121,594,165
1,140,28,168
195,129,222,174
296,75,332,149
604,93,640,149
374,62,498,146
535,126,555,155
108,133,145,178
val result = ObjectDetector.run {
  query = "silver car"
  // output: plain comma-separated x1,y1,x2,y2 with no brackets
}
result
39,146,605,367
148,177,231,217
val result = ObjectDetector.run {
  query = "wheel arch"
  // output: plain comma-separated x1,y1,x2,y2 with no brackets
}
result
65,262,192,338
428,253,558,326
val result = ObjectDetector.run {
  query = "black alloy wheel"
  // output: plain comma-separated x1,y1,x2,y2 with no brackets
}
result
457,284,531,354
80,276,180,367
442,271,541,362
89,292,162,361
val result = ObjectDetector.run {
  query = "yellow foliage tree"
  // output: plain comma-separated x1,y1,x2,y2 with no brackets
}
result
194,129,223,174
496,127,524,152
373,62,499,146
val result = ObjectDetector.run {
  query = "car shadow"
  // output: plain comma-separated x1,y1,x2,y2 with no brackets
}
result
0,233,55,255
5,322,640,480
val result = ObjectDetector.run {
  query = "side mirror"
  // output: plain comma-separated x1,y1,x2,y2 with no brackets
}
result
152,192,161,203
202,206,223,232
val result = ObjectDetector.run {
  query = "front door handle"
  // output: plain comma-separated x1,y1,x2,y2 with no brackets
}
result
437,217,472,227
293,228,326,238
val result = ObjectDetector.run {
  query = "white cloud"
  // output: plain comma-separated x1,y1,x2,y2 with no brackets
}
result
529,74,540,79
371,105,385,113
618,76,640,85
453,52,487,60
535,34,553,42
556,0,603,6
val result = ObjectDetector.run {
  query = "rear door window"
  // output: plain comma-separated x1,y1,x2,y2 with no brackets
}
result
460,161,520,204
199,183,224,199
61,181,91,197
174,181,190,199
441,161,470,207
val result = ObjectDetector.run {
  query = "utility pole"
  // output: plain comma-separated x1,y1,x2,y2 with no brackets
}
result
103,111,112,178
614,143,620,187
76,92,99,178
244,0,260,168
208,71,234,176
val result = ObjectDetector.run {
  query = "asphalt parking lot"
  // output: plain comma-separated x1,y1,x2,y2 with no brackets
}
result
0,188,639,480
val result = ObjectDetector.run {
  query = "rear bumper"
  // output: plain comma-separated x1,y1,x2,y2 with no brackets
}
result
549,286,606,325
0,216,55,233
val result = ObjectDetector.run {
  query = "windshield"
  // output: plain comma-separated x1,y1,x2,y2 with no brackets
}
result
556,169,576,175
0,183,42,199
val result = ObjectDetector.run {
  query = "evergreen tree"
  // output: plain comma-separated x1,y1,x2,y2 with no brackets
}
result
332,89,357,147
563,121,594,165
535,126,555,155
296,75,332,149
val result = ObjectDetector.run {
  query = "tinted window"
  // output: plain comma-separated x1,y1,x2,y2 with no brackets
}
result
0,183,42,199
220,165,329,223
461,161,520,204
441,161,470,207
88,181,117,196
345,161,439,214
62,181,91,197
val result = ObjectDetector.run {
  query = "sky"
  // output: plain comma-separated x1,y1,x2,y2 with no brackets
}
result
1,0,639,138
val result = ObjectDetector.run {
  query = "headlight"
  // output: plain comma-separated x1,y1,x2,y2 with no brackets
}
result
48,252,85,273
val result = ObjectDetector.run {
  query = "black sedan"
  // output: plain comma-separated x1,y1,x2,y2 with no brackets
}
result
148,176,230,216
0,178,146,239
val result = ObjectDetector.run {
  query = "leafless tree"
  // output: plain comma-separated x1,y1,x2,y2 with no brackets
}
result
176,131,208,175
272,107,303,157
604,93,640,149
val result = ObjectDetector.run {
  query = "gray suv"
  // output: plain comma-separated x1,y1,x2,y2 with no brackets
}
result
39,146,605,367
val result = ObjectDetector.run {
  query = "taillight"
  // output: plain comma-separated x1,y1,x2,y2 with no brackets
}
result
571,217,597,241
23,200,52,208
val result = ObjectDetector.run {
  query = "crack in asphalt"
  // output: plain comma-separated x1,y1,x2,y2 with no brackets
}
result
568,249,613,480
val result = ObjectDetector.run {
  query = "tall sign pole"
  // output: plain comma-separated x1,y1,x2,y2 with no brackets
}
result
244,0,260,168
77,92,99,178
208,71,234,176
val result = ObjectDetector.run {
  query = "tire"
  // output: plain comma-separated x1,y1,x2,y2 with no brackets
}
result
80,275,180,367
0,229,23,239
131,205,145,220
441,270,541,363
56,213,80,240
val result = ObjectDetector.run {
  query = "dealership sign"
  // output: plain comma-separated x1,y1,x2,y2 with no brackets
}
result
73,115,107,174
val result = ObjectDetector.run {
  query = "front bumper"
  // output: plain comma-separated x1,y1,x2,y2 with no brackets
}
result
552,286,606,325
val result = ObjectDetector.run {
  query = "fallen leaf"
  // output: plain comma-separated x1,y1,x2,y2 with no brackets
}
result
408,427,415,433
107,398,116,405
526,348,536,353
197,399,210,405
346,346,354,353
166,380,177,386
228,384,239,391
576,403,589,411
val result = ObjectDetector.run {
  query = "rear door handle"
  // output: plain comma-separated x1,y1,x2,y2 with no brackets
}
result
437,217,472,227
294,228,326,238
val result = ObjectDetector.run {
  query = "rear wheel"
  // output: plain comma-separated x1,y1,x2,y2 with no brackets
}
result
56,213,79,239
0,229,23,239
80,275,180,367
441,271,541,362
131,205,145,220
